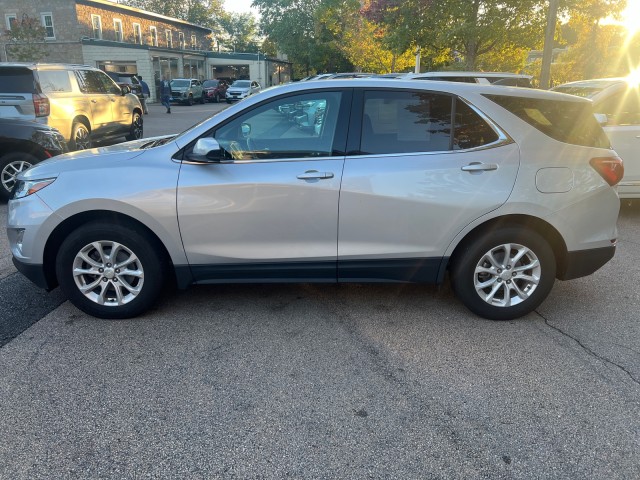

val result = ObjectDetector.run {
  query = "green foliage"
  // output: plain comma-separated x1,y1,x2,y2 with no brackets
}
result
3,14,48,62
123,0,225,30
218,12,260,52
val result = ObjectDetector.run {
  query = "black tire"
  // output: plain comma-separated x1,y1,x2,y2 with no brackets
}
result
214,93,220,103
450,227,556,321
69,121,92,150
199,93,205,104
125,111,144,141
0,152,39,201
56,222,165,319
187,95,194,106
226,99,231,104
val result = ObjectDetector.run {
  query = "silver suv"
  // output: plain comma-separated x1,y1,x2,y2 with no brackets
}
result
7,80,622,320
170,78,205,105
0,63,143,150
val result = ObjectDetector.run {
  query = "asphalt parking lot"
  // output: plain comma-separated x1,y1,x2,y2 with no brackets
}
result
1,104,639,479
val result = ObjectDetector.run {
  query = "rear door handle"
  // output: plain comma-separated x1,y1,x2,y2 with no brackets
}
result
461,162,498,172
297,170,334,180
91,99,97,103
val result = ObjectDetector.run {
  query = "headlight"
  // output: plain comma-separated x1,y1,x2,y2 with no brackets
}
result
32,130,67,152
11,178,56,200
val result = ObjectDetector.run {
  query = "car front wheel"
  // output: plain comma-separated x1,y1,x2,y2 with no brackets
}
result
450,227,556,320
0,152,39,201
125,112,143,141
56,222,165,319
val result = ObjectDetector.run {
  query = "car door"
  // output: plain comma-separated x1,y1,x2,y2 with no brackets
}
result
75,70,114,138
97,70,132,134
177,89,351,282
337,88,520,283
595,89,640,196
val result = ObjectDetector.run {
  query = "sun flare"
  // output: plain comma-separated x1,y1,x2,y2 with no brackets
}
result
622,0,640,36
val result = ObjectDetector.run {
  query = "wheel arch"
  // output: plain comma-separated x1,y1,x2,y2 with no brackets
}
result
72,115,92,132
0,140,48,160
444,214,569,281
42,210,187,290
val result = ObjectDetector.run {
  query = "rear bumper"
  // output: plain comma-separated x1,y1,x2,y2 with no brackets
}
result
558,244,616,280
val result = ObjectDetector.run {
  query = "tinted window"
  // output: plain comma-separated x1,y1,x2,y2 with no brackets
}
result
213,91,343,160
595,90,640,126
416,76,476,83
454,99,499,150
38,70,72,93
96,71,121,94
361,90,452,154
0,67,36,93
202,80,218,87
485,94,610,148
76,70,106,94
492,77,533,88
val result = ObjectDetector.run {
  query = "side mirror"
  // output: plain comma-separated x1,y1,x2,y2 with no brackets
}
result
187,138,223,162
594,113,608,126
121,85,131,95
241,123,251,138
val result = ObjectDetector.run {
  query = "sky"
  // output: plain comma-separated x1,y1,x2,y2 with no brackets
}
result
224,0,259,16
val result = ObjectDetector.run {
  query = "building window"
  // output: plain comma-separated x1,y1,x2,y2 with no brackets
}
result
113,18,123,42
5,14,17,30
191,34,197,49
165,29,172,48
91,15,102,39
133,23,142,44
150,26,158,46
178,32,185,49
40,13,55,39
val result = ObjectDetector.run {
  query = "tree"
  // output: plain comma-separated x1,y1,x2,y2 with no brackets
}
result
218,12,260,52
364,0,548,71
3,14,48,62
123,0,225,30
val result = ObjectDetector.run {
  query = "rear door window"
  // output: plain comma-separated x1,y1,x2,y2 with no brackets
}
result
359,90,500,154
595,90,640,126
484,94,610,148
0,67,36,93
38,70,72,93
76,70,106,94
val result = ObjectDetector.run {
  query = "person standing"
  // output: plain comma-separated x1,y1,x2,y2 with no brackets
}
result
137,75,150,114
159,75,172,114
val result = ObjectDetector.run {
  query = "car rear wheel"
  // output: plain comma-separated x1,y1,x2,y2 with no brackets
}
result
450,227,556,320
0,152,39,201
214,93,220,103
125,112,143,141
70,121,91,150
56,222,165,319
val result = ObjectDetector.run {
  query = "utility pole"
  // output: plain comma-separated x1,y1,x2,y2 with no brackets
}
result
540,0,559,89
414,46,421,73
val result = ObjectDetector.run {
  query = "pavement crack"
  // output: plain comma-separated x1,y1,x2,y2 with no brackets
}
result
536,310,640,386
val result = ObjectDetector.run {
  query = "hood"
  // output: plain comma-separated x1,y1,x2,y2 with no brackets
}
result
229,87,250,93
20,135,176,179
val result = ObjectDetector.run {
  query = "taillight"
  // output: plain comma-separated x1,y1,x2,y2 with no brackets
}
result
32,93,50,117
590,156,624,186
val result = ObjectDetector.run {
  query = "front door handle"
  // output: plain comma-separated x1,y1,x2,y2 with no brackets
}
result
297,170,334,180
461,162,498,172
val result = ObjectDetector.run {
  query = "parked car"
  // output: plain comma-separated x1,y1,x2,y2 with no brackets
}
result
225,80,261,103
106,72,144,101
0,118,68,201
0,63,143,150
8,79,621,320
202,79,228,103
405,71,534,87
319,72,375,79
170,78,205,105
551,77,639,199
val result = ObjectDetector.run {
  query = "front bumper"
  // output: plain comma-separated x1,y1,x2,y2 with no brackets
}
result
12,257,52,290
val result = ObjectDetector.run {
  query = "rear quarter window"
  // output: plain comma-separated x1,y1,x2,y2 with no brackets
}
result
484,94,610,148
0,67,37,93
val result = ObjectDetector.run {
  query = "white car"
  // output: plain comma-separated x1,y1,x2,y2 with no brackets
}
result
552,78,640,199
225,80,261,103
7,79,622,320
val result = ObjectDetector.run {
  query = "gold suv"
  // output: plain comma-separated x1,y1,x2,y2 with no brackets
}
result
0,63,143,150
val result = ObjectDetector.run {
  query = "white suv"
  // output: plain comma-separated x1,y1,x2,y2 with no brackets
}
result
552,78,640,199
7,80,622,320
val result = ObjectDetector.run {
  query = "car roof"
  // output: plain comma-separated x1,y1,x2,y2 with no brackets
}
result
272,77,588,102
552,78,628,89
405,71,533,79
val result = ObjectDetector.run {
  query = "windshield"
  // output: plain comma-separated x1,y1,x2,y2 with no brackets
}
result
202,80,218,87
231,80,251,88
171,80,189,87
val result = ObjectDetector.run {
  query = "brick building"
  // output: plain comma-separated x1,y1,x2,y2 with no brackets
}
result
1,0,291,100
